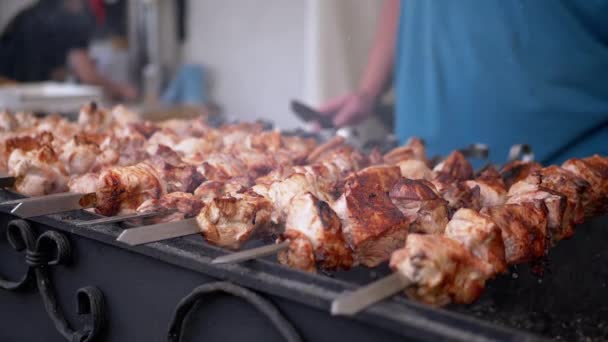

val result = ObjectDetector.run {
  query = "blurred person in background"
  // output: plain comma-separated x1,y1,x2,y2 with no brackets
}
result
319,1,608,164
0,0,137,100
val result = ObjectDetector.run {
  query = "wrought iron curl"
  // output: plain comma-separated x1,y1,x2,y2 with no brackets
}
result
1,219,106,342
167,281,302,342
0,219,37,290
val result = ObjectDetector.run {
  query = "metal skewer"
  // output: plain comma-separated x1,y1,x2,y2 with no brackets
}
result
331,273,412,316
10,192,97,218
73,210,176,227
116,218,200,245
211,241,290,264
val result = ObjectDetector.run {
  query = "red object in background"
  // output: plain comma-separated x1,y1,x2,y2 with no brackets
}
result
89,0,106,25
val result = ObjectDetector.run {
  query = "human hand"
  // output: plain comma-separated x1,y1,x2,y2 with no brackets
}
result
318,91,376,127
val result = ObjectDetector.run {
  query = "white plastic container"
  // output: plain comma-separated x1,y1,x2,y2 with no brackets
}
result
0,82,102,113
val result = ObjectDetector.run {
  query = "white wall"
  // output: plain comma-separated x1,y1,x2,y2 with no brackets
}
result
183,0,306,130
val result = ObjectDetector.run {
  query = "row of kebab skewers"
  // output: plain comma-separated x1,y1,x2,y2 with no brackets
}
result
0,103,606,316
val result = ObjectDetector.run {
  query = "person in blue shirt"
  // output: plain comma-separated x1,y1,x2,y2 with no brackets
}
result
319,1,608,164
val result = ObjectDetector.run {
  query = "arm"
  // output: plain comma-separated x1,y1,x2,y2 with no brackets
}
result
319,0,400,127
68,49,137,101
359,0,400,100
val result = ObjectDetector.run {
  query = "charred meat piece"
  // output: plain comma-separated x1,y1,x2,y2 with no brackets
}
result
197,152,248,181
277,193,353,272
389,179,449,234
562,155,608,216
383,137,427,165
432,173,482,213
481,202,549,264
433,151,474,181
444,208,507,274
197,190,273,250
137,192,204,223
147,156,204,194
500,160,542,189
95,162,166,216
507,187,572,243
333,170,410,267
390,234,494,306
465,166,507,207
344,165,402,193
514,166,590,225
194,177,251,203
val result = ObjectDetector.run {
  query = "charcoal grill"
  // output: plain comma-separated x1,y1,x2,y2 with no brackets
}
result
1,187,607,341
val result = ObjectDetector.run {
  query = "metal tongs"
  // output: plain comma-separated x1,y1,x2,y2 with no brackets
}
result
291,99,393,151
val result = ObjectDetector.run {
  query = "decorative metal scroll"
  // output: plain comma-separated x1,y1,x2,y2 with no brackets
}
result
0,219,106,342
167,282,302,342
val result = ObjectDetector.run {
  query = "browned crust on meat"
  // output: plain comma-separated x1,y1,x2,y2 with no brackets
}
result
500,160,542,189
434,151,473,181
390,178,440,200
481,202,549,264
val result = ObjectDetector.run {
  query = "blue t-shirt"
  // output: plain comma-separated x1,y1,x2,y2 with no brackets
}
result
395,1,608,164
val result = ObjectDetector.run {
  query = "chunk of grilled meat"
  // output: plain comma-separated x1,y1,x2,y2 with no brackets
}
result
306,136,346,164
512,166,589,226
262,161,349,223
390,234,494,306
8,145,69,196
481,202,549,264
444,208,507,274
137,192,204,224
389,179,449,234
383,137,427,165
59,135,103,175
507,186,572,243
500,160,542,189
146,156,204,194
465,166,507,207
197,152,248,182
68,173,100,195
277,193,353,272
396,159,433,180
562,155,608,216
333,168,410,267
433,151,474,181
196,190,273,250
432,172,482,213
194,177,251,203
94,162,166,216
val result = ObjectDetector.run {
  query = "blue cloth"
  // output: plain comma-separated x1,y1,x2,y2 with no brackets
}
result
394,1,608,164
161,64,207,106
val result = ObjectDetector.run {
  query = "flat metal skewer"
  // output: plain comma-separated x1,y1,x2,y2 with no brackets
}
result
331,273,412,316
116,218,200,245
73,210,176,227
1,191,91,205
10,192,97,218
211,241,290,264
